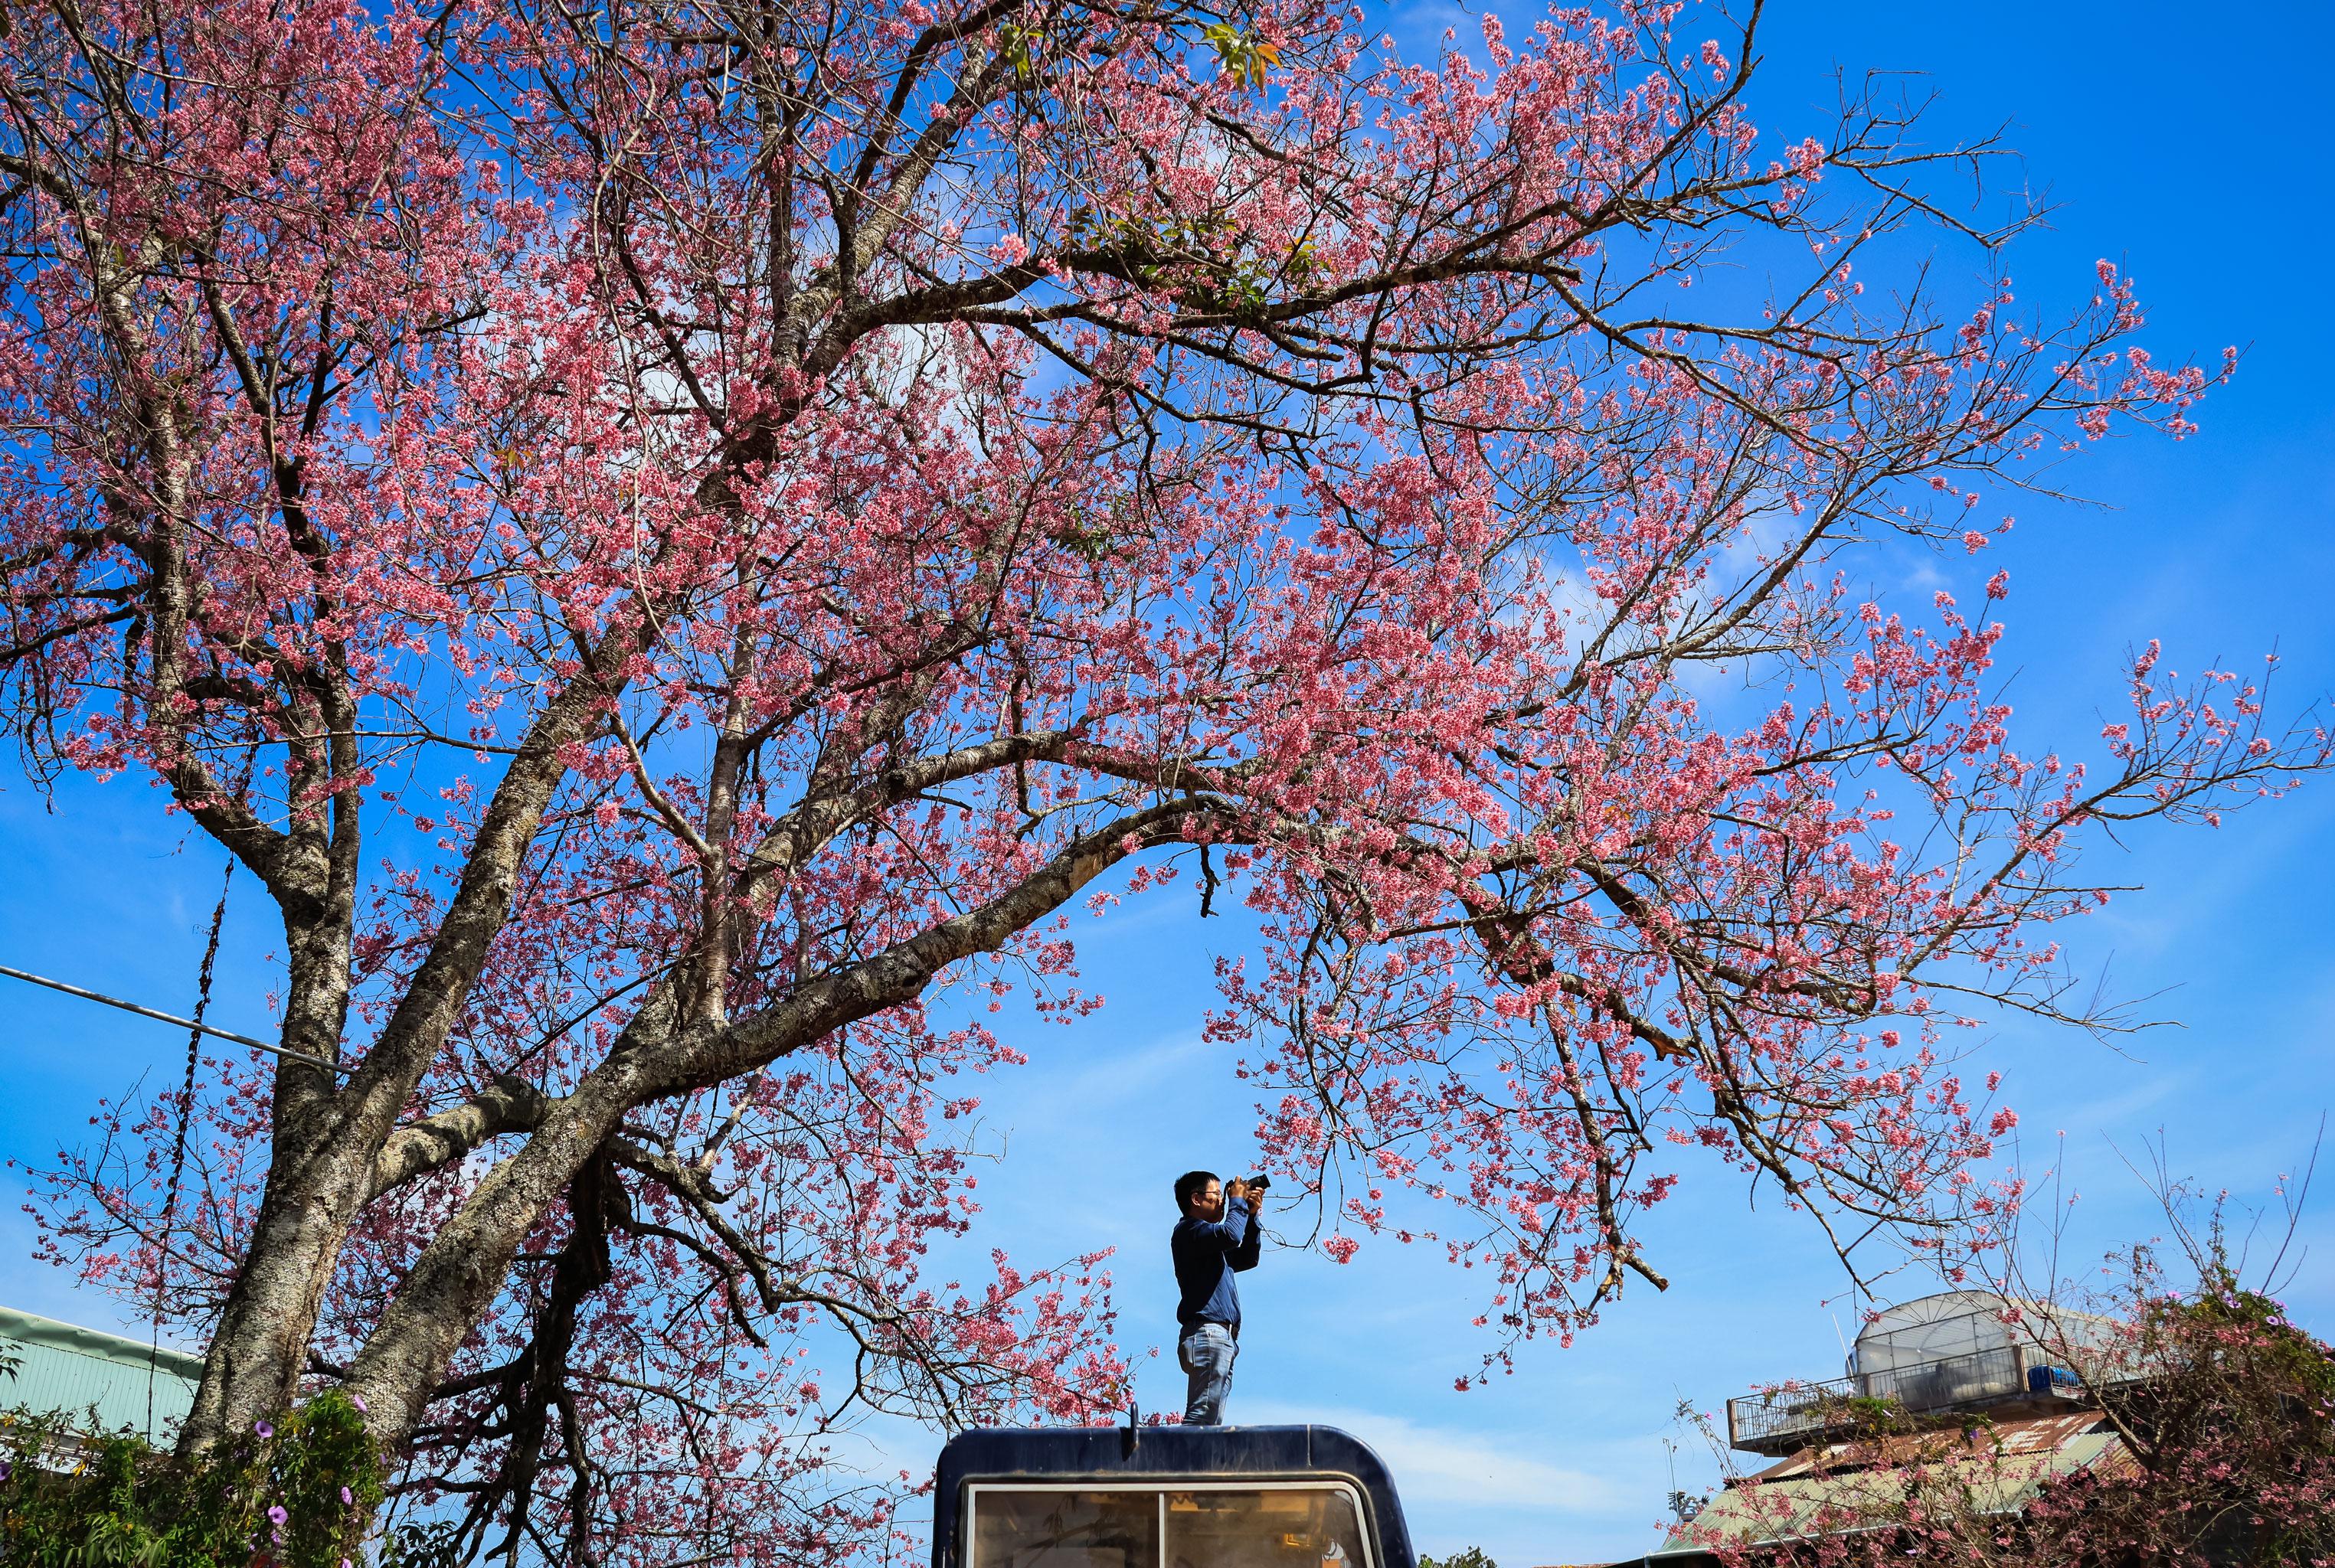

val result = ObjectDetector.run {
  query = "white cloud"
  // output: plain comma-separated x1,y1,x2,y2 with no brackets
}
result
1000,1028,1214,1126
1238,1400,1615,1511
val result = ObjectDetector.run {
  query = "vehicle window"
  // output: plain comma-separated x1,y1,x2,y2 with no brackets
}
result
970,1489,1160,1568
1164,1486,1365,1568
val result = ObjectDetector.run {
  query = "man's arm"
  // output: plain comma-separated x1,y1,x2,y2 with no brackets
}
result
1227,1192,1262,1272
1182,1200,1249,1252
1230,1205,1262,1270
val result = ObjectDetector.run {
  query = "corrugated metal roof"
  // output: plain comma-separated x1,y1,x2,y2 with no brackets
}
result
0,1305,204,1443
1652,1412,2127,1560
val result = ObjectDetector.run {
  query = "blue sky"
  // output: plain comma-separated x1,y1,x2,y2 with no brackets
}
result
2,2,2332,1565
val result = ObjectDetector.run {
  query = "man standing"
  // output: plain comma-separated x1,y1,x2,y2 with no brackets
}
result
1171,1169,1264,1426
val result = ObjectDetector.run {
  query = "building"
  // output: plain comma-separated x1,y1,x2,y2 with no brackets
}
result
0,1304,204,1446
1612,1292,2131,1566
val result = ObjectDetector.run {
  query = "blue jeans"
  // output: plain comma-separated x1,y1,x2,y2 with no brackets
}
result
1179,1323,1238,1425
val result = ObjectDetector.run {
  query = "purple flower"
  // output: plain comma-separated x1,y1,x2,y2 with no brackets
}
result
350,1393,366,1413
267,1505,287,1525
254,1419,274,1439
340,1486,354,1505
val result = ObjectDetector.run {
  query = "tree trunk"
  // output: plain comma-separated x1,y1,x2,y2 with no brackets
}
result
176,1132,374,1454
175,893,369,1455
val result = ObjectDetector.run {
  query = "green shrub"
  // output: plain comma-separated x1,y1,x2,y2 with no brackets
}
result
0,1390,381,1567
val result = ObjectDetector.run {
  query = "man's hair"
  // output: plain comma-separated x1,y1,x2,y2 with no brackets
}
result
1174,1170,1219,1214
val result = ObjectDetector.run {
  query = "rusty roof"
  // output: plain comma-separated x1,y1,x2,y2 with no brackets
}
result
1647,1410,2128,1561
1743,1409,2115,1481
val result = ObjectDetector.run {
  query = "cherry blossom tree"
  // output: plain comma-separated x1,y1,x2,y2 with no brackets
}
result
0,0,2317,1556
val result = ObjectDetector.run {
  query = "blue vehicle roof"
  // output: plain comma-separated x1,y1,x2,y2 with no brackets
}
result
930,1424,1417,1568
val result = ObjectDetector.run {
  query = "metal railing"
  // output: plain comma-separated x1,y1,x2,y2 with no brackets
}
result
1726,1345,2052,1449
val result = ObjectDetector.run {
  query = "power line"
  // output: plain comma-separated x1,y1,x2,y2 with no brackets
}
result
0,962,345,1076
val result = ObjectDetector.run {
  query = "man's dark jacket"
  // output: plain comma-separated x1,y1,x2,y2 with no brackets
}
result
1172,1197,1262,1334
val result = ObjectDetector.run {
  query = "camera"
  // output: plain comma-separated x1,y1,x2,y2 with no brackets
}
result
1241,1172,1271,1195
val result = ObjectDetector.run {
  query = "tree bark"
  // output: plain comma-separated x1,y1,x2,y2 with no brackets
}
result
179,1125,378,1449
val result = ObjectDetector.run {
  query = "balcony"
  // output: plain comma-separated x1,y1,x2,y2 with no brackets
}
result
1725,1344,2088,1455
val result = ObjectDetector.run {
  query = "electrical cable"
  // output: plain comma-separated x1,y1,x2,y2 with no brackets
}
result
0,962,343,1074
